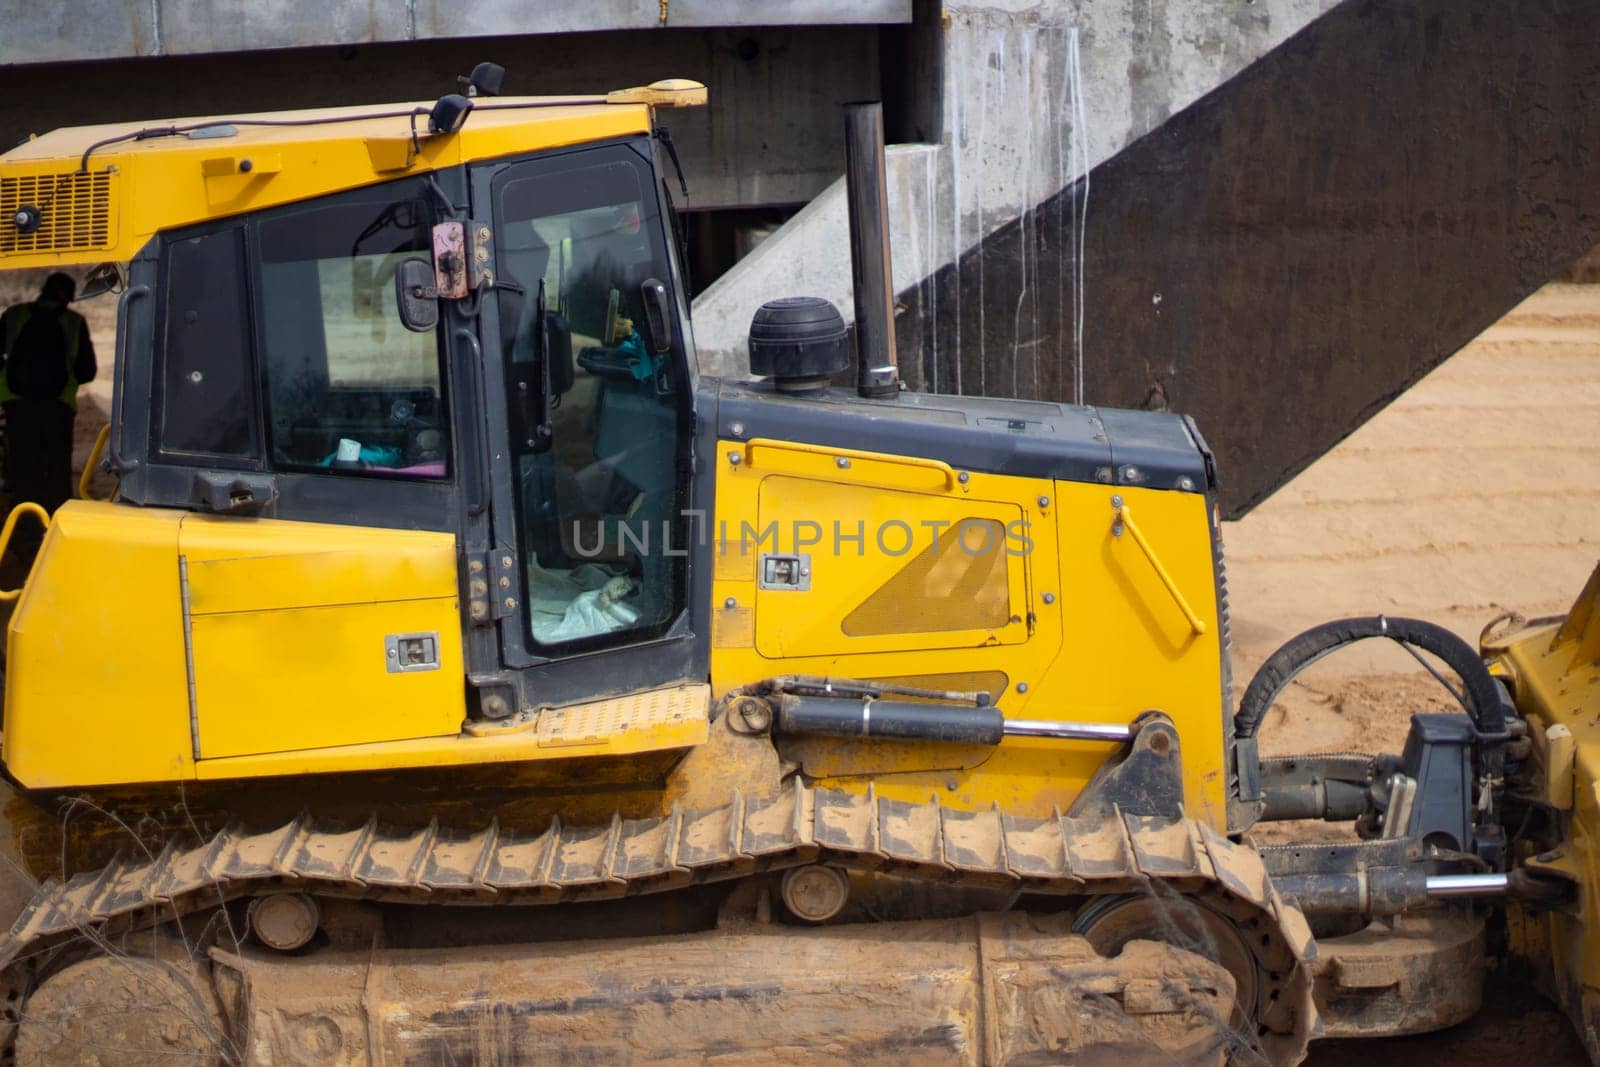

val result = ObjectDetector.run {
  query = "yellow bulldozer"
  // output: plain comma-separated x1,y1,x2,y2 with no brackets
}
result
0,65,1591,1064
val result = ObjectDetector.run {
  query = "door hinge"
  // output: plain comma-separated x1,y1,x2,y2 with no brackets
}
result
466,548,520,624
491,546,519,620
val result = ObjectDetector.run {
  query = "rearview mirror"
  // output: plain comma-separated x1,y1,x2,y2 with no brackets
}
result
394,257,439,332
78,262,123,300
640,277,673,355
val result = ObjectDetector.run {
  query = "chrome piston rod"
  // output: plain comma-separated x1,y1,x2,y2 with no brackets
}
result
1425,873,1509,897
1002,719,1135,743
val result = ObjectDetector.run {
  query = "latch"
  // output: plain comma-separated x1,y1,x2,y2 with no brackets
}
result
385,632,441,673
758,553,811,591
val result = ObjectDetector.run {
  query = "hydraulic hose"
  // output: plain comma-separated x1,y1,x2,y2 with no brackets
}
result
1234,616,1507,741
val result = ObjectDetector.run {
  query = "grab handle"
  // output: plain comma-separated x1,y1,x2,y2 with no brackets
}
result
78,424,111,500
0,503,49,601
1112,499,1207,636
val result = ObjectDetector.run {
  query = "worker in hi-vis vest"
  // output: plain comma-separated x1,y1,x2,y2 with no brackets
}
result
0,273,97,524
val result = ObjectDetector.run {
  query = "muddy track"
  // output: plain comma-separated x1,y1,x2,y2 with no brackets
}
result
0,782,1319,1063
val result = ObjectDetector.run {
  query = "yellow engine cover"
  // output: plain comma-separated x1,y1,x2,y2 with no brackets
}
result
707,438,1229,828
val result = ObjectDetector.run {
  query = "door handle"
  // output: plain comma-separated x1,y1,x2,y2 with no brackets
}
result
191,471,277,513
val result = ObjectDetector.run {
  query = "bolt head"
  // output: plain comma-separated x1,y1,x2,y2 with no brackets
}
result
728,451,742,465
1042,592,1055,605
729,421,745,437
1110,494,1124,508
724,597,738,609
1037,496,1050,508
957,471,970,484
836,456,851,469
1016,682,1029,694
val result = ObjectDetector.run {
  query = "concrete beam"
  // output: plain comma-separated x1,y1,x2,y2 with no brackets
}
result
0,27,882,213
0,0,910,66
429,0,910,38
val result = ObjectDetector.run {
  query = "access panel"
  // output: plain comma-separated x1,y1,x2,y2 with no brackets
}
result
179,515,465,759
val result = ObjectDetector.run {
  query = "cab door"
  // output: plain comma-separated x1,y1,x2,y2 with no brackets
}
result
472,138,706,705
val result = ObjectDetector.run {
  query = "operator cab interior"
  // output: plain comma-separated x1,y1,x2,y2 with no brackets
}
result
256,192,450,478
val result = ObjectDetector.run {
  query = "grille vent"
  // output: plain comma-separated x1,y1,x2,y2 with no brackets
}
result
0,169,115,255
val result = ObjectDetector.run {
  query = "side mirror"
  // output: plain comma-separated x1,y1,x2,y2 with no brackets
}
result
394,257,439,333
640,277,674,355
78,262,124,300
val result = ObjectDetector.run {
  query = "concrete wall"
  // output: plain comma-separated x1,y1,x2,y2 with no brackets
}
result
690,0,1338,378
0,0,909,65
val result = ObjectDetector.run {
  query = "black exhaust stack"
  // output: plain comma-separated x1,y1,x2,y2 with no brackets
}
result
844,101,901,399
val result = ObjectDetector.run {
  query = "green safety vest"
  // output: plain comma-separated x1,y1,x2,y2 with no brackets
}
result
0,301,85,410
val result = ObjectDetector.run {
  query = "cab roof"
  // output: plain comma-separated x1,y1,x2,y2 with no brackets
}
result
0,80,703,270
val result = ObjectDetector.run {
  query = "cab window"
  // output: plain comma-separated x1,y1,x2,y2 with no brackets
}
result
255,186,450,479
155,226,260,461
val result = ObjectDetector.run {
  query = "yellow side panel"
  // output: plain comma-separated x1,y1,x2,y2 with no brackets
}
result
189,600,463,758
753,476,1029,657
709,437,1227,829
3,504,706,788
3,502,193,789
178,515,464,760
1044,480,1228,826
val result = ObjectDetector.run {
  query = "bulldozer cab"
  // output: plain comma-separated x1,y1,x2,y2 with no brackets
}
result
104,133,702,726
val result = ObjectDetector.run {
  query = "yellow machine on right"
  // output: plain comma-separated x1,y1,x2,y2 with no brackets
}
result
1477,576,1600,1053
